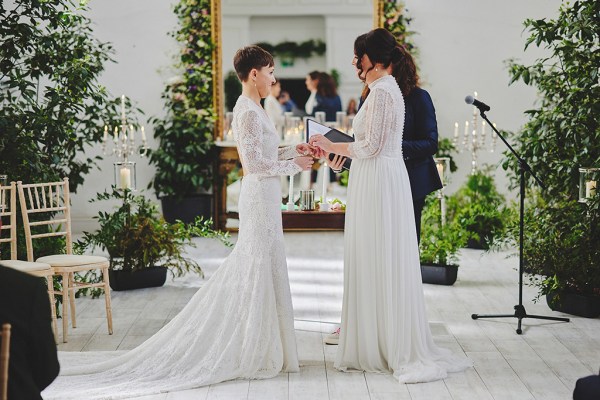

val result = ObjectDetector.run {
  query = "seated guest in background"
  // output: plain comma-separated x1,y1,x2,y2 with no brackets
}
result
346,98,358,116
264,80,284,133
313,72,342,122
0,266,59,400
573,370,600,400
279,90,304,116
304,70,320,115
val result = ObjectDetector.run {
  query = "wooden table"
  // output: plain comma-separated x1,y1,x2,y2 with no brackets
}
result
282,210,345,231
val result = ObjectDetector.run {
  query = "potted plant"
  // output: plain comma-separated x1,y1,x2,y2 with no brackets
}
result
498,1,600,316
148,0,216,224
446,169,511,250
419,195,469,285
512,194,600,318
76,187,232,291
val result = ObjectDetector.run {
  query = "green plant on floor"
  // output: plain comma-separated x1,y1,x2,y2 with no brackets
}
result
420,195,469,266
501,1,600,300
76,187,232,277
446,169,511,250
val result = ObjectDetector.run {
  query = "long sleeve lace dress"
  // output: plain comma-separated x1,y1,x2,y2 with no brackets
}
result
43,94,302,399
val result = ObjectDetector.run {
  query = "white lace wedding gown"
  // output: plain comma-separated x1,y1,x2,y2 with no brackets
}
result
43,95,302,399
335,75,472,383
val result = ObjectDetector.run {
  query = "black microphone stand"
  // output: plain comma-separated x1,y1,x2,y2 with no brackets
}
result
471,109,570,334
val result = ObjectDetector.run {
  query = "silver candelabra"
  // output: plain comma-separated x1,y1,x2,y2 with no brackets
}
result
452,92,498,173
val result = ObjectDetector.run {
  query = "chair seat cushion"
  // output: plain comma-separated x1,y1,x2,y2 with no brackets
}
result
36,254,108,267
0,259,52,273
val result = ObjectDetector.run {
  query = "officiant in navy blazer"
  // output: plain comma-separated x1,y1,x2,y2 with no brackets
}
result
402,86,443,242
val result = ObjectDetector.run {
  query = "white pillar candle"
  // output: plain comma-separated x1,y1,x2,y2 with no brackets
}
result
586,180,597,198
481,120,486,137
121,95,125,119
453,122,459,139
129,124,135,142
113,126,118,142
288,173,295,205
464,121,469,138
119,167,131,189
322,163,328,202
141,126,146,141
103,125,108,141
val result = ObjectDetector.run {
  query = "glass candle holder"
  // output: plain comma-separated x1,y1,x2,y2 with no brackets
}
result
578,167,598,203
434,157,450,187
114,161,136,191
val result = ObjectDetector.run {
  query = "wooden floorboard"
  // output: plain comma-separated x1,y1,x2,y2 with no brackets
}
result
54,232,597,400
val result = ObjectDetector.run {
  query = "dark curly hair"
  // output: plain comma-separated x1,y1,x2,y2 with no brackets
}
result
354,28,419,100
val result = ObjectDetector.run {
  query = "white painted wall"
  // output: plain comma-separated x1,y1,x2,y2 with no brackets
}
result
71,0,563,232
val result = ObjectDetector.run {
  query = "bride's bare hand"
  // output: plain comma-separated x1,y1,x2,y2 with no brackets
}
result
327,154,346,171
309,134,334,153
294,156,314,171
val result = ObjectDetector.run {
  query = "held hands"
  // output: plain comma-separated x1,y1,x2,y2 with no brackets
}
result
296,143,326,159
294,156,314,171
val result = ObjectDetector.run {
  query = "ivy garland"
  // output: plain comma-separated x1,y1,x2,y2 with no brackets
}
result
149,0,217,198
255,39,326,65
381,0,416,51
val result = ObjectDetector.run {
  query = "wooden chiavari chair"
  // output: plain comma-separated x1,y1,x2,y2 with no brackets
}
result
0,182,57,342
0,324,10,400
17,178,113,343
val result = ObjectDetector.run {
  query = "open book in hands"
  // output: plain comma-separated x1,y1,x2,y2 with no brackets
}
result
306,119,354,170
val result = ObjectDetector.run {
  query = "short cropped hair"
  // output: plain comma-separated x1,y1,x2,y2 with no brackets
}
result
233,45,274,82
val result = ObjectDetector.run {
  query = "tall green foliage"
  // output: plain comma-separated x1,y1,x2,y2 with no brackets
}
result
382,0,416,51
149,0,216,199
505,1,600,297
0,0,122,191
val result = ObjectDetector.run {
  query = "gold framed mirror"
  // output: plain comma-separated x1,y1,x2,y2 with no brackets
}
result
210,0,386,229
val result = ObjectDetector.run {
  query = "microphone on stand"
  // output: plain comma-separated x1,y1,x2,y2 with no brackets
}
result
465,95,491,112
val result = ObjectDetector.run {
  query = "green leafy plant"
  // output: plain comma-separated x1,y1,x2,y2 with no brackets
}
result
420,195,469,266
149,0,216,199
76,188,232,277
502,1,600,300
0,0,138,191
224,70,242,112
446,169,511,250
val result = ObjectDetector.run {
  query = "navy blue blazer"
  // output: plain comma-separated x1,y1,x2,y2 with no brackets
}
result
313,94,342,122
573,373,600,400
402,87,443,200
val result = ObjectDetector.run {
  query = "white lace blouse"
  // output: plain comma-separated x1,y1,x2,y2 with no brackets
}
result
232,95,302,177
348,75,405,160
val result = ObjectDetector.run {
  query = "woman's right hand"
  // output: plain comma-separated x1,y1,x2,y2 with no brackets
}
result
294,156,314,171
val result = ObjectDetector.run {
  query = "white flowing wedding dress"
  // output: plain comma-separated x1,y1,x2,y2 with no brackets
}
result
335,75,472,383
43,95,302,399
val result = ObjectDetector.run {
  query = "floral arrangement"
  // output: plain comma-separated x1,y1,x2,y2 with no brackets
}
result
381,0,416,51
148,0,217,198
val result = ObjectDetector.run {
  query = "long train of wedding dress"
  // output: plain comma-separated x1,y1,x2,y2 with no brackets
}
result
43,95,302,399
334,75,472,383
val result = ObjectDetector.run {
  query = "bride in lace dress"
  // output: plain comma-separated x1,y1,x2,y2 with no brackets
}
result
43,45,317,400
310,29,472,383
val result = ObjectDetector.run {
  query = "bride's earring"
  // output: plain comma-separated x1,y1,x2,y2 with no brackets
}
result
375,67,378,72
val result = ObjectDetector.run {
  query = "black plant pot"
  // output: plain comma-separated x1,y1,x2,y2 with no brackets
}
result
420,263,458,286
109,267,168,291
546,290,600,318
161,194,212,224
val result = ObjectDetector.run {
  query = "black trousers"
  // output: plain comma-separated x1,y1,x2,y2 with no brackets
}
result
413,196,426,244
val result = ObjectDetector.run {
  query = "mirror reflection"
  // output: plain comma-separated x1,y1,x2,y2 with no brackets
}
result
220,1,374,227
